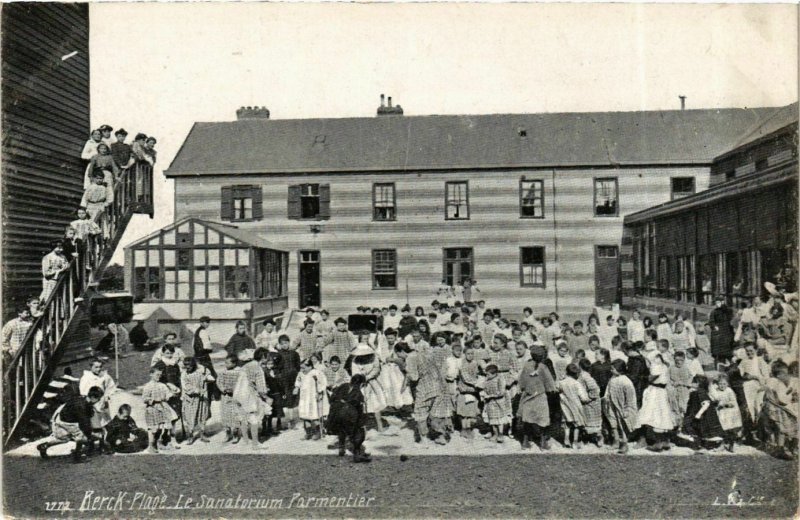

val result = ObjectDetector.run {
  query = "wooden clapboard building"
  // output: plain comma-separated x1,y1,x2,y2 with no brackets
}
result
622,102,798,320
1,3,90,317
130,100,787,322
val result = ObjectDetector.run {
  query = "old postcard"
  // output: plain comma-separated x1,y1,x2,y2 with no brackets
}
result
1,2,798,518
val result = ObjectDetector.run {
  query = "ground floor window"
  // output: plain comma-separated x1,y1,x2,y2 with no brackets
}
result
443,248,473,286
372,249,397,289
520,247,546,287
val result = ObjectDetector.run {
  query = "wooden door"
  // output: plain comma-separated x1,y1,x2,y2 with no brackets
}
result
595,245,620,306
298,250,321,308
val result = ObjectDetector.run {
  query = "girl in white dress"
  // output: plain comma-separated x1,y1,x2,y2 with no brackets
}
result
710,374,742,452
348,342,388,432
79,358,117,429
738,343,769,431
378,342,413,409
639,353,675,451
294,355,329,440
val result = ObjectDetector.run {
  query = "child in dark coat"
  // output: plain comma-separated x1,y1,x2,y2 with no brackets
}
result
275,334,301,429
105,404,148,453
326,374,371,463
683,374,725,450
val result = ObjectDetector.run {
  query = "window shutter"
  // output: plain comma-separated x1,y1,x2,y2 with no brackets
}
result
287,185,301,219
318,183,331,220
221,186,233,221
251,185,263,220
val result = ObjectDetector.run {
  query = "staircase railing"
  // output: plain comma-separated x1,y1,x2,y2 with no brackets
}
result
2,162,153,447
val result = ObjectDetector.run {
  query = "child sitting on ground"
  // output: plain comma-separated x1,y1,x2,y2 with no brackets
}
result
682,374,725,451
105,404,148,453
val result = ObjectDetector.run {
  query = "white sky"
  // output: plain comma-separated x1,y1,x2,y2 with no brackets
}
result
90,3,798,263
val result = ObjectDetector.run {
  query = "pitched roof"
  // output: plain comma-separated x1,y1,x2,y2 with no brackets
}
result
717,102,798,159
164,108,778,177
164,106,786,177
125,217,284,251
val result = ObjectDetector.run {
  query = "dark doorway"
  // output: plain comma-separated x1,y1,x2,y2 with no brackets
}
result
595,245,620,306
298,250,320,308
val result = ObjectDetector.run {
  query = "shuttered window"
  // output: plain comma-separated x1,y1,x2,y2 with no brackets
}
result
520,246,546,287
372,249,397,289
221,185,263,221
288,183,330,220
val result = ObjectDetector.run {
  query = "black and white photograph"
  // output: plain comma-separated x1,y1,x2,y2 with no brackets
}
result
1,2,798,518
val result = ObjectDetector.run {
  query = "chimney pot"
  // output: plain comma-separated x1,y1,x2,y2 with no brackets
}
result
236,105,270,120
388,96,392,108
380,94,385,107
376,94,404,116
679,95,687,110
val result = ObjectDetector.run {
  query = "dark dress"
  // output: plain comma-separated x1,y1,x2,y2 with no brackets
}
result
683,388,724,439
105,416,148,453
193,328,220,401
129,324,150,350
709,305,734,360
275,349,301,408
326,382,367,448
398,316,418,339
263,365,285,418
225,333,256,358
590,361,614,395
625,354,650,405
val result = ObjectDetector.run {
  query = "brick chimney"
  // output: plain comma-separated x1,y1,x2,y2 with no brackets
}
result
236,106,270,120
377,94,403,116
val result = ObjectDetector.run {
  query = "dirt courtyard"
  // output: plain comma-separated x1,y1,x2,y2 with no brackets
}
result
3,452,797,519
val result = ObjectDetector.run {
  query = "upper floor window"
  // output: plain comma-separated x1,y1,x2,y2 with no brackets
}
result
445,181,469,220
373,183,396,221
221,185,263,222
594,177,618,217
288,183,330,220
520,179,544,218
670,177,695,200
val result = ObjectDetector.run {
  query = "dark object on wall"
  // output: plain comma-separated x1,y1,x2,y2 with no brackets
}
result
86,290,134,327
348,314,378,333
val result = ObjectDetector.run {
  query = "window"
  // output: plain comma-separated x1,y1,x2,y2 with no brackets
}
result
372,249,397,289
594,178,618,216
288,184,330,220
221,185,262,222
596,246,618,258
670,177,696,200
520,179,544,218
520,247,546,287
726,170,736,180
373,183,396,221
133,266,161,302
223,248,250,299
445,181,469,220
443,248,473,285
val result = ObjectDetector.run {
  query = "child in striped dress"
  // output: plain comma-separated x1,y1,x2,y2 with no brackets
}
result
180,357,215,444
577,358,603,446
81,170,113,221
41,241,69,302
457,347,481,439
481,364,509,442
217,355,245,443
142,366,179,453
559,363,589,449
487,334,514,434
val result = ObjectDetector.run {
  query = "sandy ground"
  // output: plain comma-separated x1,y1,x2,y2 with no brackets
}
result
5,348,798,519
3,453,797,519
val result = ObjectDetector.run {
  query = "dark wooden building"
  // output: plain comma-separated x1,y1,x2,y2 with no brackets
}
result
1,3,90,317
622,103,798,320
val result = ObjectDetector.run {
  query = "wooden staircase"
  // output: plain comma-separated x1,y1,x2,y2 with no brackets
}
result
2,163,154,449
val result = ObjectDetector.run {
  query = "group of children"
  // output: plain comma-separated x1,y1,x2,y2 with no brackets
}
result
35,290,799,462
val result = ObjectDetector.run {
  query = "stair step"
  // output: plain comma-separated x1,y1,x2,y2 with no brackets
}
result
48,381,67,389
43,392,58,399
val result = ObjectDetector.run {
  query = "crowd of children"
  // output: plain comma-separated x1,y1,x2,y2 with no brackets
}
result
34,282,799,462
